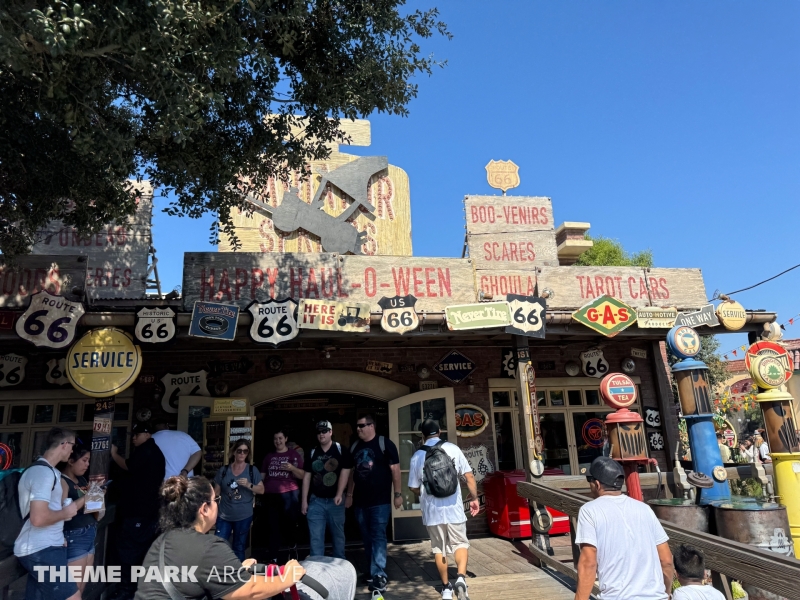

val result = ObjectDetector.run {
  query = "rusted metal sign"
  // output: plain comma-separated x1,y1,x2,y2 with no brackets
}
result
0,255,88,308
464,195,553,235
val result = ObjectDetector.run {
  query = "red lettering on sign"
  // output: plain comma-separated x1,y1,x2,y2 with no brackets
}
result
365,267,377,297
659,277,669,299
201,269,214,301
306,268,319,298
413,267,424,297
437,268,452,297
336,268,348,298
234,268,248,300
425,268,436,297
291,268,304,299
627,277,638,299
594,276,605,296
618,308,629,322
216,269,232,301
321,268,335,298
587,308,598,322
602,304,616,325
473,412,484,427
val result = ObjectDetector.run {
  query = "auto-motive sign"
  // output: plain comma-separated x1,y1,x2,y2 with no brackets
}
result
67,328,143,397
572,295,637,337
455,404,489,437
636,307,678,328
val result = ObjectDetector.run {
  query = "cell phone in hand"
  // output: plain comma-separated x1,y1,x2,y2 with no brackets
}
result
100,480,112,489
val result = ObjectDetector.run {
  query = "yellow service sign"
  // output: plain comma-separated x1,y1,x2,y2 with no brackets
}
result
716,300,747,331
67,328,142,398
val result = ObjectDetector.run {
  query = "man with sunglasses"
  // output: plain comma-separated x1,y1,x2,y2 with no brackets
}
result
345,414,401,594
302,420,353,560
574,457,674,600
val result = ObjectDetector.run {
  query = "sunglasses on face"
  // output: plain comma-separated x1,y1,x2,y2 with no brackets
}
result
317,430,331,435
235,449,249,454
356,423,373,429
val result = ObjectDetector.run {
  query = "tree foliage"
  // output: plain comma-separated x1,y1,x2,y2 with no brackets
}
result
0,0,449,256
574,234,654,267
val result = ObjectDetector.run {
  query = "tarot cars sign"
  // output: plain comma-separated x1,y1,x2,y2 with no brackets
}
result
134,307,177,344
0,354,27,388
16,290,85,349
247,299,299,345
572,295,636,337
505,295,546,338
378,295,419,334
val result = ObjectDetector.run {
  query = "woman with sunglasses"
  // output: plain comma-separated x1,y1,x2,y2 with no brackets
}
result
213,439,264,560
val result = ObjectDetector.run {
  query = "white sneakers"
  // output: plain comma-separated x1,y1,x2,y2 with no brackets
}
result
441,584,454,600
454,576,469,600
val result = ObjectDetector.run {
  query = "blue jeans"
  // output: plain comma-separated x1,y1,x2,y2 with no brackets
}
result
306,496,346,559
16,545,78,600
65,524,97,562
215,515,254,561
355,504,391,580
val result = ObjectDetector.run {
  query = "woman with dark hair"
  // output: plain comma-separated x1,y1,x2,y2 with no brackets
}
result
213,439,264,560
59,445,105,593
261,427,304,564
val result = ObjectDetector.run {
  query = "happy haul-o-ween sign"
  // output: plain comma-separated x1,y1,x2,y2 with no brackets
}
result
455,405,489,437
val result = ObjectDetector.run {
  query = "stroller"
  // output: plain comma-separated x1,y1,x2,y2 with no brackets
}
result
260,556,357,600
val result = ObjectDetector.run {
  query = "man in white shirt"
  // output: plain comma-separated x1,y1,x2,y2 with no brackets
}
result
409,420,479,600
755,433,771,463
152,417,202,479
574,457,674,600
15,427,80,600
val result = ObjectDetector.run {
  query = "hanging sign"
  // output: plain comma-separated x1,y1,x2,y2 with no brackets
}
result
66,328,142,398
524,362,543,456
580,348,610,379
189,301,239,341
674,304,719,328
134,307,177,344
636,307,678,328
445,301,512,331
160,370,210,413
505,295,546,338
15,290,85,349
715,300,747,331
46,358,69,385
298,299,371,332
247,299,299,345
571,295,636,337
85,398,115,514
455,405,489,437
0,353,27,388
378,295,419,335
599,372,638,409
434,350,476,384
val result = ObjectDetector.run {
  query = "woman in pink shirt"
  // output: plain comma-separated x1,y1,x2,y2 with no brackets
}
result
261,428,304,564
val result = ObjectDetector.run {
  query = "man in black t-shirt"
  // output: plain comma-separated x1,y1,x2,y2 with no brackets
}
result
345,414,401,592
302,420,353,559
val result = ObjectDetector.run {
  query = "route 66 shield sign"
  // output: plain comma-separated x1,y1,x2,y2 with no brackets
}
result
15,290,84,349
505,295,546,338
378,295,419,335
134,307,177,344
580,348,610,378
247,298,299,346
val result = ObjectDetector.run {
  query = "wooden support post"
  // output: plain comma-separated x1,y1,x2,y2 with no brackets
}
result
651,341,680,461
513,335,535,470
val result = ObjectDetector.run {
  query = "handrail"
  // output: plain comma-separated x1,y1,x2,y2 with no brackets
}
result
518,480,800,600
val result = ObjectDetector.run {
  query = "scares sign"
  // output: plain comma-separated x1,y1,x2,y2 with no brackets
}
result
161,371,210,413
16,290,85,349
572,295,636,337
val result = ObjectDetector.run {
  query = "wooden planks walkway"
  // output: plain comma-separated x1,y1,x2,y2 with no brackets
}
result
346,536,575,600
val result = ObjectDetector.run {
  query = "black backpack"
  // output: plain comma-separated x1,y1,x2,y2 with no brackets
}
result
422,441,459,498
0,461,59,560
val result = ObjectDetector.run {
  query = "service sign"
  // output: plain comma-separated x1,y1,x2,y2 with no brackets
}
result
67,328,142,398
378,295,419,335
434,350,476,384
161,371,210,413
0,353,27,388
636,307,678,329
505,295,546,338
16,290,85,349
298,299,370,332
571,295,636,337
189,301,239,341
445,301,511,331
716,300,747,331
246,299,299,346
46,358,69,385
674,304,719,328
580,348,610,378
134,307,177,344
455,404,489,437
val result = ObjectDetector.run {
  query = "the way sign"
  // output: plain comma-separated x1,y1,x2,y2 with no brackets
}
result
505,295,546,338
674,304,719,328
135,307,177,344
247,299,299,346
378,295,419,335
434,350,476,384
0,354,27,388
16,290,85,349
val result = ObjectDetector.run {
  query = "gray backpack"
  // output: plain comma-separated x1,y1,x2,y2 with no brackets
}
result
422,441,459,498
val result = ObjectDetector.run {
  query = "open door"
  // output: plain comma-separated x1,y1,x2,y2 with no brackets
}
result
388,387,456,541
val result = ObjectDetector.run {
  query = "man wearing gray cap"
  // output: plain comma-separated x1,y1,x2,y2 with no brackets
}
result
574,456,674,600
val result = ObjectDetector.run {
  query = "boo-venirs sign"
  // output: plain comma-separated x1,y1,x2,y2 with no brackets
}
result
67,327,142,397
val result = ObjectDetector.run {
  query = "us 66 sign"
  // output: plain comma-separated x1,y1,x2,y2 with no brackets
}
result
16,290,84,349
134,307,177,344
246,299,299,346
505,295,546,338
378,295,419,335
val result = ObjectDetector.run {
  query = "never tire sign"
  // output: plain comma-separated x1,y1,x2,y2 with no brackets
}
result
15,290,84,349
505,295,546,338
135,307,177,344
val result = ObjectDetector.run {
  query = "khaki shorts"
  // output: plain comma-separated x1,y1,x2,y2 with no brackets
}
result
427,522,469,555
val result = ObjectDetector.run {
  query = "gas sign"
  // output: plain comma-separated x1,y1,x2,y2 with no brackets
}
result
571,295,636,337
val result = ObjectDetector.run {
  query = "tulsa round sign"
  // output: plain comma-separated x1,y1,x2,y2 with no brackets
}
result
67,328,143,397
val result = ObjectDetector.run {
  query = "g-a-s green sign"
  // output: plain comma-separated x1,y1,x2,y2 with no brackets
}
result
445,302,512,331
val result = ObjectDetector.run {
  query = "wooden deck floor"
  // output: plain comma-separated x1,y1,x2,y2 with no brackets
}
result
345,536,576,600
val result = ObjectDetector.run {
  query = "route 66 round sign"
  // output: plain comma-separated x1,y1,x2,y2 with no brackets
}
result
378,295,419,335
134,307,177,344
15,290,85,349
246,299,299,346
505,295,546,338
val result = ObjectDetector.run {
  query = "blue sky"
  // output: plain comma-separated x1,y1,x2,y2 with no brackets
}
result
152,1,800,354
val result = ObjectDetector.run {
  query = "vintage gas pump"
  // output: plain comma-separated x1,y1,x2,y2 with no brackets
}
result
748,348,800,558
667,325,731,505
599,372,654,501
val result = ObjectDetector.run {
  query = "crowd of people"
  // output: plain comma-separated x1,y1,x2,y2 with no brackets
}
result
13,416,479,600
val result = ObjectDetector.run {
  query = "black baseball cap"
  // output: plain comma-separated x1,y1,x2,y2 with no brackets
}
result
132,422,152,435
316,420,332,432
587,456,624,489
419,419,440,436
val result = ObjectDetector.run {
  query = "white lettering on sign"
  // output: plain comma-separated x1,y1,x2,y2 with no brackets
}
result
15,290,85,349
246,299,299,345
0,353,27,388
135,307,177,344
46,358,69,385
160,371,210,414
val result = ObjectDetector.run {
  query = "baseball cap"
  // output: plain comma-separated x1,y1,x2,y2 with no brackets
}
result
316,420,332,432
419,419,440,436
587,456,624,489
132,422,152,435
